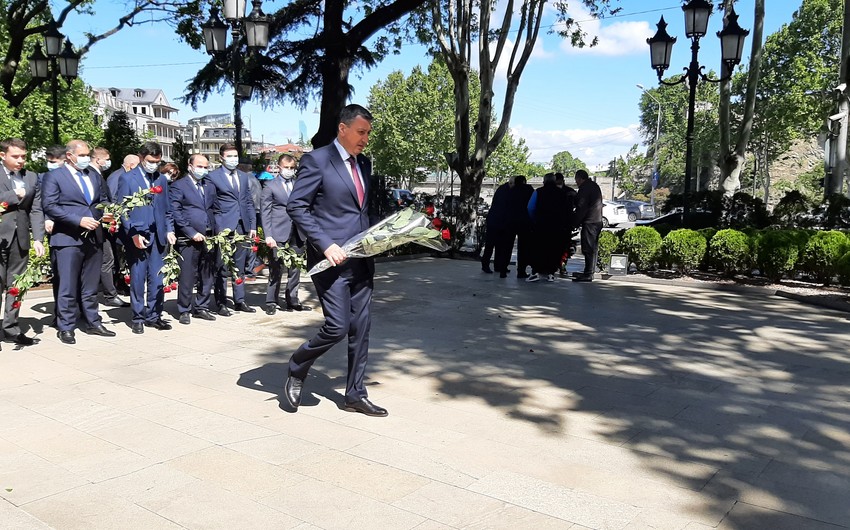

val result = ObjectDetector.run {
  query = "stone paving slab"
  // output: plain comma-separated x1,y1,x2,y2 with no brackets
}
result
1,257,849,529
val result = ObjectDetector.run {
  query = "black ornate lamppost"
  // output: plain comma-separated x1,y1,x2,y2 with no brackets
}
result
28,21,80,144
646,0,749,220
202,0,270,161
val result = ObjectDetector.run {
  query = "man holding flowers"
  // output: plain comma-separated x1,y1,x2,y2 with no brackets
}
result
284,104,387,417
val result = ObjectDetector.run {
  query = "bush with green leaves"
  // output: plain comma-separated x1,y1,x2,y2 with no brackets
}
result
756,230,806,283
708,229,751,276
596,230,619,272
661,229,707,274
836,251,850,286
799,230,849,284
620,226,662,271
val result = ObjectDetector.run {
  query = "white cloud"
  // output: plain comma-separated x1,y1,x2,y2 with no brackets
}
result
555,4,652,57
512,123,642,167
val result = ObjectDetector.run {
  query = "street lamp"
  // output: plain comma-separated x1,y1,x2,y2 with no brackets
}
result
28,21,80,144
201,0,270,162
646,1,748,220
637,84,662,210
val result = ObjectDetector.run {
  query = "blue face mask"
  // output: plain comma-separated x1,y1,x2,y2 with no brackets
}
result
191,167,209,179
74,156,91,171
47,161,63,170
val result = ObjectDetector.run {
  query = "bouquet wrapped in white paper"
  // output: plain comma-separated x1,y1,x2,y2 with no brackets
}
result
308,208,450,276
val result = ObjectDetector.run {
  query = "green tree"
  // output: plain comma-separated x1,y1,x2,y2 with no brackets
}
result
615,145,651,199
550,151,588,175
172,134,190,174
485,131,536,181
102,111,141,171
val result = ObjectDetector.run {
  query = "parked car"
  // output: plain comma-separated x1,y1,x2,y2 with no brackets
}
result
617,200,655,222
602,200,629,228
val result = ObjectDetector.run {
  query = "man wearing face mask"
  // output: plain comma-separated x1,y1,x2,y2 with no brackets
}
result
41,139,117,344
208,144,257,315
261,154,310,315
170,154,217,325
0,138,46,346
116,142,176,334
89,146,127,309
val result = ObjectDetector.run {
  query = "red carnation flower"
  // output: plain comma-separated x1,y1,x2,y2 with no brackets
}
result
150,185,163,194
441,229,451,240
124,275,131,285
109,226,117,233
170,282,177,290
163,286,172,293
432,218,443,229
253,236,261,244
0,201,8,209
8,287,20,296
251,245,259,252
12,300,21,309
424,205,435,216
235,277,244,285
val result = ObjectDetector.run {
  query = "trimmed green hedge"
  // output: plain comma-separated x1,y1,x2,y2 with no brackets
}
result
662,229,707,274
799,230,849,285
621,227,662,271
596,230,619,273
708,229,751,277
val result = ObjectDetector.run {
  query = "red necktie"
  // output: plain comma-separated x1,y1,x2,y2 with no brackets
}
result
347,156,365,207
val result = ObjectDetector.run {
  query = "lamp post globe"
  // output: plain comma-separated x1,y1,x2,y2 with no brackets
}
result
244,0,270,49
44,21,64,57
27,44,49,80
682,0,712,39
222,0,248,22
202,8,228,54
58,39,79,79
646,16,676,76
717,6,750,71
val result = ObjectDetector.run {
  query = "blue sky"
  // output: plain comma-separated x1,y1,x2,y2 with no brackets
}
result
63,1,801,167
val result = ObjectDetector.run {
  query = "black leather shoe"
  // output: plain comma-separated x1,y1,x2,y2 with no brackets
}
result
284,373,304,409
145,318,172,331
264,303,277,315
193,310,216,321
102,297,129,308
344,397,388,417
499,272,507,278
6,334,35,345
217,306,232,317
481,265,493,274
179,313,191,325
234,302,256,313
286,304,312,312
572,274,593,283
57,330,76,344
131,322,145,334
86,325,116,337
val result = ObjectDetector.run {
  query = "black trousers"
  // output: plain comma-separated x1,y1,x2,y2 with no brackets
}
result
176,240,216,314
580,222,603,275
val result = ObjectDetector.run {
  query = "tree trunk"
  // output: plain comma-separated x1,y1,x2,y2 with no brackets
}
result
833,0,850,195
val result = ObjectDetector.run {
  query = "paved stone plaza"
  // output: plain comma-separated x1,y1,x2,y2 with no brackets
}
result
1,257,848,529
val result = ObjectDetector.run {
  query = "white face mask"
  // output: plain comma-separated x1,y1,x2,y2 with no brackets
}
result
74,156,91,171
47,161,63,170
191,167,208,179
222,156,239,170
100,159,112,171
280,168,296,179
142,160,159,174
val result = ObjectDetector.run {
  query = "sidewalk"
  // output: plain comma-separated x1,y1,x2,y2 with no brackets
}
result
1,257,849,529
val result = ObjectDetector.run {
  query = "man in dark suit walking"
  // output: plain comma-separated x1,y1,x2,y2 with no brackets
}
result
0,138,46,345
261,154,310,315
284,104,387,417
170,154,218,325
572,169,604,282
41,140,117,344
208,143,256,315
116,142,176,334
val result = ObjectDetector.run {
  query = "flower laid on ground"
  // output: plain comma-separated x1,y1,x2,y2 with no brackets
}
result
431,218,443,229
158,245,182,292
96,186,158,232
9,252,52,307
205,229,248,282
307,207,450,276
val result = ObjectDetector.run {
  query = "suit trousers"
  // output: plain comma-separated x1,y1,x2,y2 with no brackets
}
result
0,235,28,337
580,222,603,275
53,243,103,331
126,238,166,323
176,240,215,314
99,237,119,300
289,258,373,402
266,242,304,307
515,229,532,275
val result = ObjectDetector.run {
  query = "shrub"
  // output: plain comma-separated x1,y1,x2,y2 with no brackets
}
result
661,229,707,274
720,192,770,229
596,230,619,273
708,229,751,276
836,251,850,286
772,190,813,227
756,230,805,283
620,226,662,271
799,230,849,284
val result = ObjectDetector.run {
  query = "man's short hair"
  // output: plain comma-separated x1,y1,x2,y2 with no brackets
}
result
46,145,66,159
554,172,565,182
0,138,26,152
277,153,297,165
514,175,527,185
93,146,110,158
219,143,237,156
339,104,373,125
575,169,589,181
188,154,208,166
139,141,162,158
543,172,556,185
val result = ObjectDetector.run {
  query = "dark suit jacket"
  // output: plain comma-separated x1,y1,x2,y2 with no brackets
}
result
261,176,303,244
208,167,256,233
106,169,128,203
116,167,174,247
0,167,45,248
170,176,216,239
41,165,107,246
573,179,603,225
287,141,372,269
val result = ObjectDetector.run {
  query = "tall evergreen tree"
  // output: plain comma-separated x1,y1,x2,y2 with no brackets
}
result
102,111,141,170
